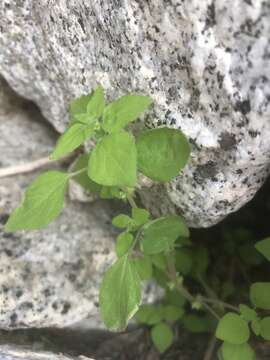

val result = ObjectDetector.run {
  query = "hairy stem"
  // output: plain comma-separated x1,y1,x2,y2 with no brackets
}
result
165,255,221,320
200,297,239,312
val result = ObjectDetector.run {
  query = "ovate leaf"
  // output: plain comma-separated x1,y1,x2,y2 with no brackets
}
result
239,304,257,322
51,122,95,160
151,323,174,353
251,318,261,336
221,342,255,360
86,85,105,118
99,255,141,331
151,253,167,270
133,256,153,280
140,215,189,255
174,248,193,275
115,232,134,257
112,214,132,229
238,243,264,265
137,128,190,182
102,95,152,133
5,171,68,231
100,186,122,199
255,237,270,261
165,289,187,308
260,317,270,340
163,305,185,322
132,208,150,227
216,313,250,345
88,131,137,187
136,304,162,325
70,86,105,122
72,154,101,193
250,282,270,310
70,92,93,121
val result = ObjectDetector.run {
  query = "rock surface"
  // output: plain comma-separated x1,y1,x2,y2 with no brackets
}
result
0,0,270,227
0,345,93,360
0,78,117,329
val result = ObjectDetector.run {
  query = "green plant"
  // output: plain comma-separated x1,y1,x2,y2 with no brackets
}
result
4,86,270,358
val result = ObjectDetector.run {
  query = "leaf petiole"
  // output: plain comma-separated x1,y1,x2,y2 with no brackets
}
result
68,166,88,178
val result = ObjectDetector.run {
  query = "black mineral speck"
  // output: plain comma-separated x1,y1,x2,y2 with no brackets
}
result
219,132,237,151
235,99,251,115
61,301,71,314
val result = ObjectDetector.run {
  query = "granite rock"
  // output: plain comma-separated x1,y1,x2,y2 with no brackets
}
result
0,1,270,226
0,78,116,329
0,345,93,360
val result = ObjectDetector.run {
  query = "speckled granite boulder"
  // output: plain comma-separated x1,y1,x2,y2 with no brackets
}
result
0,79,116,329
0,345,93,360
0,1,270,227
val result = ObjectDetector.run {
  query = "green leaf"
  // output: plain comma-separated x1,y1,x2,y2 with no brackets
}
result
182,314,214,333
151,323,174,353
260,317,270,340
191,246,209,276
136,128,190,182
99,254,141,331
221,281,235,300
165,289,187,308
239,304,258,322
216,313,250,345
153,267,170,288
255,237,270,261
112,214,132,229
86,85,105,118
164,305,184,322
100,186,122,199
136,304,162,325
102,94,152,133
72,154,101,193
70,86,105,122
140,215,189,255
238,243,264,265
70,92,93,121
174,248,193,275
5,171,68,231
133,256,153,280
51,122,95,160
88,131,137,187
116,232,134,257
221,342,255,360
251,318,261,336
132,208,150,227
250,282,270,310
151,253,167,270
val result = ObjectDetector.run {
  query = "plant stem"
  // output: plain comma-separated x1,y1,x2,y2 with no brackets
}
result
165,255,221,320
203,335,217,360
198,274,219,301
126,194,138,208
200,297,239,312
68,167,87,178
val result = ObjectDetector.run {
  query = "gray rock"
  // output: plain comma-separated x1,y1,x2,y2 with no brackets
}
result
0,345,93,360
0,77,116,329
1,0,270,227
